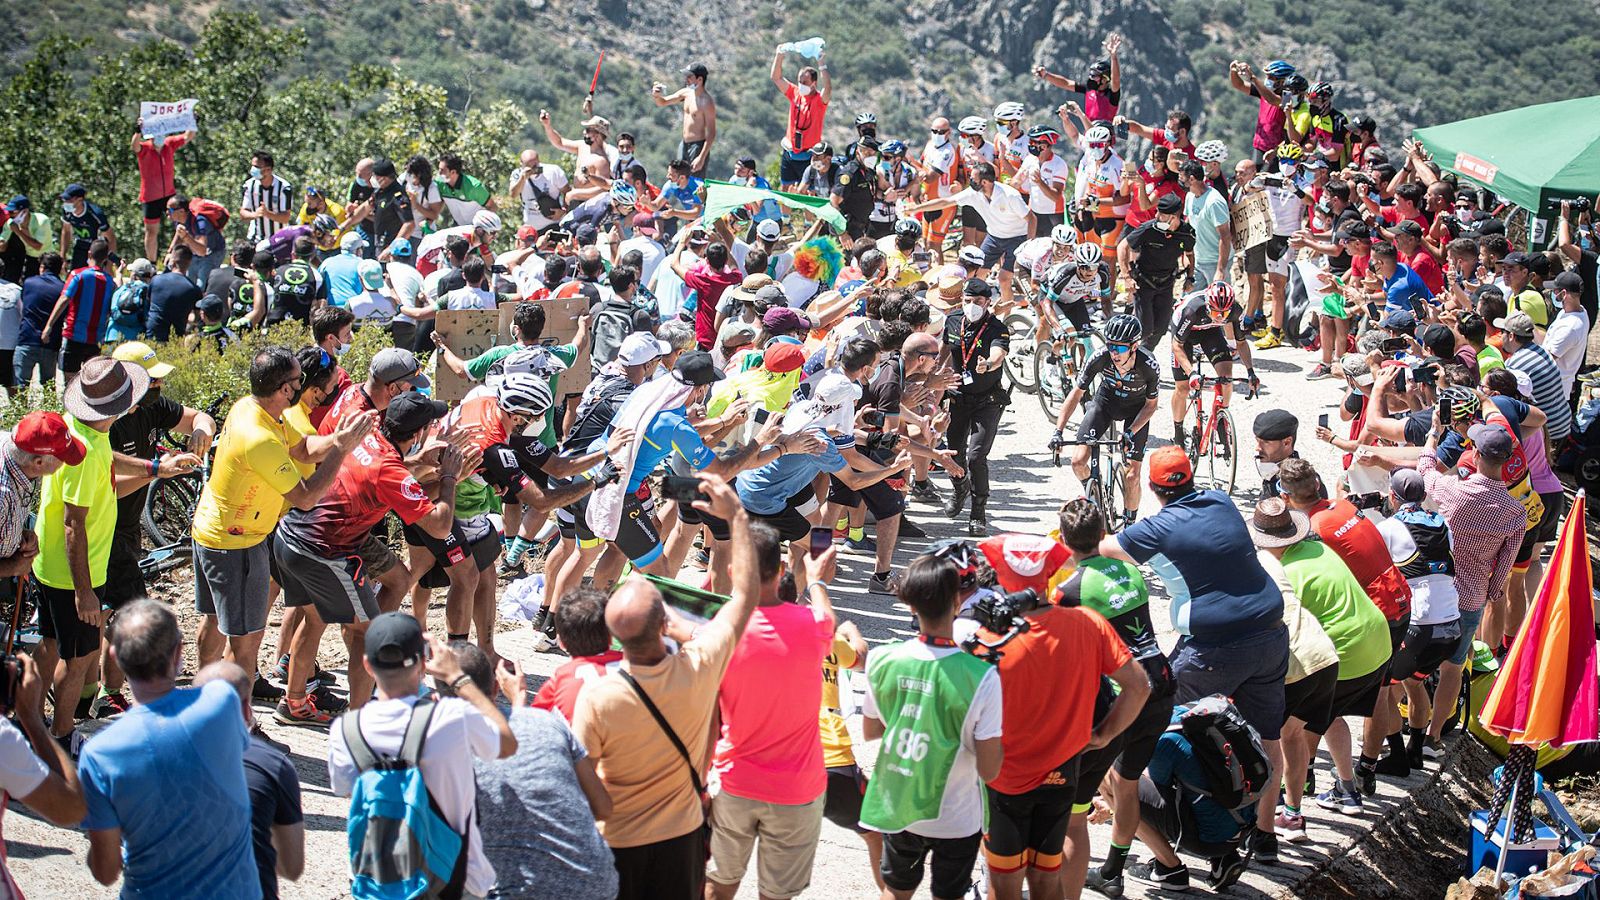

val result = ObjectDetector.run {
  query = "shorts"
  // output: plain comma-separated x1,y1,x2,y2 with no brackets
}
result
610,827,704,900
778,149,811,186
678,140,708,174
679,503,731,541
880,829,981,898
1033,212,1065,235
1450,606,1486,665
827,475,905,520
60,340,100,375
1388,620,1463,683
984,780,1075,873
193,539,272,636
36,582,105,660
1516,490,1566,564
752,485,820,544
271,531,382,625
1138,776,1236,860
1303,666,1386,734
1244,235,1291,277
401,515,499,573
1114,694,1179,780
960,206,985,231
104,530,149,609
1172,626,1290,740
1284,662,1339,727
142,196,171,223
1051,298,1093,332
1076,398,1151,461
822,764,867,832
1173,332,1233,380
706,791,824,899
979,233,1027,272
566,488,663,567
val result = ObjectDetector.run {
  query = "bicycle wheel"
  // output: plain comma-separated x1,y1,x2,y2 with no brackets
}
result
1035,347,1066,421
1206,408,1239,495
1002,312,1039,394
142,473,202,547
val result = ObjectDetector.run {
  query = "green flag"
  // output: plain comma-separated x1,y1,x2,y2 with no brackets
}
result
703,180,847,231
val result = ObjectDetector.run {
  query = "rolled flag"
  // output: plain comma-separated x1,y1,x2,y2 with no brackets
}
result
585,373,693,541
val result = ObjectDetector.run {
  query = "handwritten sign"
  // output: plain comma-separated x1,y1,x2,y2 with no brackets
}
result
1230,190,1272,252
432,301,592,405
140,100,198,138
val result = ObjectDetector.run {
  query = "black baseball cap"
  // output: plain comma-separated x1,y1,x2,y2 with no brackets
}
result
736,155,757,170
1552,270,1583,293
1392,220,1423,237
1501,251,1534,269
684,62,709,79
674,350,726,386
365,612,426,669
385,392,448,434
1155,193,1184,215
963,278,992,298
372,158,398,180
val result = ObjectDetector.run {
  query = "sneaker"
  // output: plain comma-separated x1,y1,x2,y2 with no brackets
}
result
1275,810,1309,843
1254,329,1284,350
868,572,901,595
92,691,132,719
252,674,285,701
1374,752,1412,778
843,536,877,556
1247,828,1279,863
1249,324,1270,340
309,684,350,713
497,558,525,580
1355,763,1377,797
1084,867,1125,898
270,653,291,682
909,481,942,504
690,547,711,569
531,615,560,653
1306,362,1333,380
1315,786,1364,816
53,731,77,760
73,690,96,721
1420,736,1445,760
1149,859,1190,891
1208,851,1248,890
310,665,337,688
899,518,928,538
274,695,335,727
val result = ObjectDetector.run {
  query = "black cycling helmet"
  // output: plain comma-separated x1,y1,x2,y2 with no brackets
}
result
1103,313,1143,345
893,218,922,238
927,539,978,585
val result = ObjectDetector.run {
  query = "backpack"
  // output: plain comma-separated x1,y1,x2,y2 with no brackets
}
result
1172,694,1271,820
590,296,643,372
189,197,231,232
340,700,469,900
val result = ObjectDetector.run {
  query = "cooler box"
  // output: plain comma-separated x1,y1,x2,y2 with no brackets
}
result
1469,809,1560,877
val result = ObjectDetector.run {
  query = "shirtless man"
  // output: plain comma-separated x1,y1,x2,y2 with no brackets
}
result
651,62,718,177
538,109,619,203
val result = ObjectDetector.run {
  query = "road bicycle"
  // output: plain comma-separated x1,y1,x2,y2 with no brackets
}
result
1036,326,1099,423
140,393,228,547
1181,356,1257,495
1053,422,1135,532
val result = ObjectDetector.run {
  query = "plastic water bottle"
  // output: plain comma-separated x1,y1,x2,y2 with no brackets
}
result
779,37,827,58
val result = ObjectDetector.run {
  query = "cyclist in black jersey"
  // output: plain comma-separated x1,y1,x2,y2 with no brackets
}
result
1049,314,1160,522
1169,281,1257,449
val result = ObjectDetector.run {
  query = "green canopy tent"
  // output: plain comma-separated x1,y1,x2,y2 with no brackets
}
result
1413,95,1600,218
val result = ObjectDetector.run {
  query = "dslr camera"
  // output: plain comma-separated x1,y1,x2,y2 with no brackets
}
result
1548,196,1592,214
961,588,1040,662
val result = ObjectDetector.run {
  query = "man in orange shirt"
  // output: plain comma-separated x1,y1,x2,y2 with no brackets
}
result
770,45,832,190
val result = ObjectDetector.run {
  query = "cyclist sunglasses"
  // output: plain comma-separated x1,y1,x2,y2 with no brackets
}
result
1108,343,1133,353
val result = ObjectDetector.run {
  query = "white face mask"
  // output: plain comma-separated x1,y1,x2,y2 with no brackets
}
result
336,341,351,356
1255,458,1280,480
962,301,985,321
796,83,814,97
863,155,879,169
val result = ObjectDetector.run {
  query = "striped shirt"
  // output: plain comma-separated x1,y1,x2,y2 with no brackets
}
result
1505,342,1572,442
61,265,116,346
241,175,294,243
1417,450,1526,614
0,435,36,557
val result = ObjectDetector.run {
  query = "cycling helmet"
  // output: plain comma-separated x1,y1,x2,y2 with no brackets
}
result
1275,142,1305,162
1265,60,1296,78
311,213,338,233
1026,124,1061,146
608,184,637,207
1050,223,1079,246
880,139,908,157
1194,140,1228,163
1085,125,1113,145
855,112,878,126
809,140,832,156
497,372,554,418
993,101,1025,122
1205,281,1236,312
958,116,988,136
471,209,503,233
1087,58,1112,79
1284,74,1309,94
893,218,922,238
1103,313,1143,345
957,245,986,268
1072,242,1103,267
927,538,978,582
1309,81,1334,101
1439,385,1480,422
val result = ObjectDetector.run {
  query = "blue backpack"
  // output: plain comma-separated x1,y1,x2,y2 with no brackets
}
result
341,700,468,899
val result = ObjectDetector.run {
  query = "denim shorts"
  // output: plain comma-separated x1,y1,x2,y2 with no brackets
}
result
1172,625,1290,740
1449,606,1486,666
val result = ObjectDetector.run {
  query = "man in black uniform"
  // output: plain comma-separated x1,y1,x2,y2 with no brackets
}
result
369,157,415,255
831,136,882,240
941,279,1009,534
1252,408,1328,501
1118,193,1195,349
1168,281,1256,449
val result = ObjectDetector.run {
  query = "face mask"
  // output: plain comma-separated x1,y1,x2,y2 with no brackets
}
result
863,155,879,169
796,83,814,96
1315,202,1332,215
931,133,950,149
1369,191,1382,203
356,176,371,189
336,341,351,356
966,179,981,193
1154,219,1172,233
1163,128,1179,143
61,202,76,215
250,166,263,179
1096,147,1111,162
1255,458,1280,480
1144,159,1159,175
962,301,985,321
289,384,307,405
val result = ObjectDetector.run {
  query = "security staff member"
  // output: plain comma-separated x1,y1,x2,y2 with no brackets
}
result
1118,192,1196,349
832,136,882,240
941,279,1009,534
1252,408,1328,501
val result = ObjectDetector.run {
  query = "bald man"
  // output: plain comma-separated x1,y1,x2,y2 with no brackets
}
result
570,472,777,900
510,148,570,232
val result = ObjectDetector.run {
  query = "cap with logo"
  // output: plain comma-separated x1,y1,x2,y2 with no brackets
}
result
1492,311,1536,338
673,350,725,386
385,391,449,434
370,347,431,390
111,341,175,379
13,411,86,465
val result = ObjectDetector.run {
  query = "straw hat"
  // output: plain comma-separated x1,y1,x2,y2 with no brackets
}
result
64,357,149,423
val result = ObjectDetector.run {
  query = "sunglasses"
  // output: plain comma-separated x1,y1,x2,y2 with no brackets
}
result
930,129,949,135
997,119,1018,126
1089,142,1111,150
1108,343,1133,353
910,349,939,358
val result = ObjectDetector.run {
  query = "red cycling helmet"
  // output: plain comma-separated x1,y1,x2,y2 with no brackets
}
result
1205,281,1236,313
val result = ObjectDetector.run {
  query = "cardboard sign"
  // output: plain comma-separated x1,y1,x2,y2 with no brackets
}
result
1231,190,1272,251
140,100,198,138
432,300,592,406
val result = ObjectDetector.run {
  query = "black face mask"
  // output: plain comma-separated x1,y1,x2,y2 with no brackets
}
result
289,383,307,405
140,385,161,408
967,179,981,192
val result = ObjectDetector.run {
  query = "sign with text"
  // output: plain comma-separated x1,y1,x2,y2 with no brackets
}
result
139,99,198,138
1230,190,1272,251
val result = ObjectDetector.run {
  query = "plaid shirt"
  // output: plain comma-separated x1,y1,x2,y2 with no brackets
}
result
1418,450,1527,613
0,436,36,558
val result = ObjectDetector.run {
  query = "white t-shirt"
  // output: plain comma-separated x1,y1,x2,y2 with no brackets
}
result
1376,517,1461,626
1015,154,1071,215
441,284,496,311
948,183,1030,239
349,288,397,321
516,164,571,230
0,717,47,802
1014,237,1055,279
329,694,502,897
403,175,442,230
617,236,665,287
861,642,1003,838
1542,307,1589,394
1262,184,1305,237
0,281,23,351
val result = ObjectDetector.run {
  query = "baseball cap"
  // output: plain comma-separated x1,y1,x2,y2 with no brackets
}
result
963,278,992,298
1552,270,1583,294
1155,193,1184,214
59,183,87,200
111,340,175,379
1390,468,1426,504
385,239,413,258
762,342,806,373
763,306,810,335
684,62,709,79
752,284,787,311
1392,219,1423,237
573,223,599,246
384,391,448,434
341,231,369,252
13,411,86,465
736,155,758,170
1492,312,1536,338
1466,423,1514,461
1381,308,1417,331
196,293,227,315
1500,251,1534,269
126,257,157,278
756,219,781,241
371,347,431,390
617,332,670,366
4,195,28,213
630,212,658,237
372,158,398,180
365,612,426,669
717,319,758,349
1147,445,1193,486
357,258,385,290
515,224,541,244
673,350,725,386
1335,221,1371,243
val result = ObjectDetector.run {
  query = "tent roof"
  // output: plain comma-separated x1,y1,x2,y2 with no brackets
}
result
1413,95,1600,211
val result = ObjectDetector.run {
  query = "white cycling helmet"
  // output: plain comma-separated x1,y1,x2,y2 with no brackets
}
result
958,116,988,136
992,102,1025,122
472,209,503,233
1194,140,1228,163
958,245,986,267
1085,125,1113,145
1049,223,1079,246
1073,243,1103,267
497,373,553,418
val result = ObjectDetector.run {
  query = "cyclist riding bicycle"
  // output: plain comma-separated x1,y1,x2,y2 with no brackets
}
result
1017,222,1080,285
1169,281,1258,450
1042,243,1114,338
1049,313,1161,523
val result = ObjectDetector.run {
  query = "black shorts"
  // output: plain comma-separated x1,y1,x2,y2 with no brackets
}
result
1033,212,1066,235
1387,620,1463,683
1114,694,1179,780
401,515,499,573
827,475,905,520
678,502,731,542
880,830,981,898
1051,298,1093,332
272,531,382,625
1173,332,1232,380
1076,399,1151,461
60,340,100,375
751,485,819,544
980,233,1027,272
1244,235,1290,277
1284,662,1339,728
678,140,707,174
1517,489,1565,562
566,487,664,567
984,777,1076,874
36,582,105,660
961,206,985,230
142,196,172,223
105,529,149,610
611,827,705,900
822,764,867,832
1305,666,1386,734
778,150,810,186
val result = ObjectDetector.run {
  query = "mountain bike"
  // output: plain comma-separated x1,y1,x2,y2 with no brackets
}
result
1181,356,1256,495
141,393,228,547
1036,326,1098,422
1053,423,1134,531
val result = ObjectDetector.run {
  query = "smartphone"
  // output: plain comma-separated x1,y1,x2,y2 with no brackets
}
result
546,230,571,243
1379,337,1409,354
1393,368,1407,392
753,407,771,425
1438,396,1453,424
662,474,709,505
1365,302,1381,321
863,410,886,429
1318,413,1330,429
1114,121,1130,141
809,526,833,558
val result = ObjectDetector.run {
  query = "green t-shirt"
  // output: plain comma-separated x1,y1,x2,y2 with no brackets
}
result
34,416,116,589
1279,540,1391,680
437,173,492,207
1476,344,1505,378
465,341,580,446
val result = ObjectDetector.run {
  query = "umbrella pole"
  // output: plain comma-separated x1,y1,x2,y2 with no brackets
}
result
1493,746,1530,885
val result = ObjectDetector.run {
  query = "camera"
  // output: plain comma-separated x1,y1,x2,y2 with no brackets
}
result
1547,196,1592,214
960,588,1040,662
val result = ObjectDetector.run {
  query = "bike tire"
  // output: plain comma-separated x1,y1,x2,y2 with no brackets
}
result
142,473,202,547
1002,312,1039,395
1035,349,1066,422
1212,408,1238,495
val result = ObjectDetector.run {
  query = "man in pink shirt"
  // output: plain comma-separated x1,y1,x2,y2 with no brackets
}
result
707,522,838,900
130,117,196,262
675,241,744,350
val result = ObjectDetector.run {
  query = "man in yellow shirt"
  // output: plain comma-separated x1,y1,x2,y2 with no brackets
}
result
818,619,884,890
192,346,375,701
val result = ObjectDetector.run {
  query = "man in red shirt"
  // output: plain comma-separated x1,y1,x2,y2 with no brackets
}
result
130,117,196,262
531,588,621,721
770,45,832,190
317,347,428,435
674,242,743,350
1390,221,1443,295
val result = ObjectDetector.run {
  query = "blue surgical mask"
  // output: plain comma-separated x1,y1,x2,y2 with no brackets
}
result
250,165,263,179
356,176,371,189
1163,128,1179,143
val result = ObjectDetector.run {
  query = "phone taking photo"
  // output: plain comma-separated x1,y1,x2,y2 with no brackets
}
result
1318,413,1330,429
752,407,771,425
1438,396,1453,425
662,475,709,506
809,527,833,558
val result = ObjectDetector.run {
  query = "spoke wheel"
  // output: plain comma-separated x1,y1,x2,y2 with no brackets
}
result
1200,408,1239,495
142,473,202,547
1002,313,1039,394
